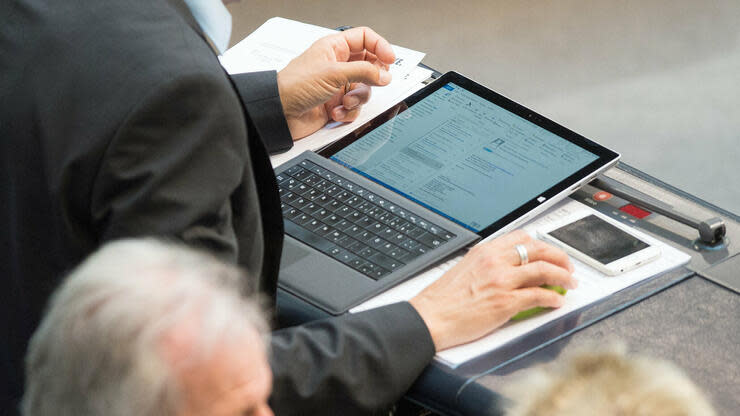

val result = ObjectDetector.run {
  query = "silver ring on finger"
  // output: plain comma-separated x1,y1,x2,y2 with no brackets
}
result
515,244,529,266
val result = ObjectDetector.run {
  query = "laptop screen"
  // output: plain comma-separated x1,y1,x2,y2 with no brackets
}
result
328,82,599,232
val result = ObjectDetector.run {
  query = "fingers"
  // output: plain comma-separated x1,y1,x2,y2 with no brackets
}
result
512,261,578,290
509,240,573,272
474,231,573,272
334,61,392,87
335,27,395,66
326,83,371,122
330,105,360,122
512,286,567,312
343,83,371,109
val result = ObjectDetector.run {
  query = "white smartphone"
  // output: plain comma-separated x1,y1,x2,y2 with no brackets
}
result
538,213,661,276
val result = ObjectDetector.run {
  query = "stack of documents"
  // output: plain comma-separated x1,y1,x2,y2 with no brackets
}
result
220,17,432,167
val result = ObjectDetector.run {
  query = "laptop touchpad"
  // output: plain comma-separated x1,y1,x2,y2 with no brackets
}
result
279,238,375,314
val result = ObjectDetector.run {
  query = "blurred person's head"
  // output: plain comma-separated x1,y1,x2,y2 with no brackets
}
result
22,239,273,416
502,344,715,416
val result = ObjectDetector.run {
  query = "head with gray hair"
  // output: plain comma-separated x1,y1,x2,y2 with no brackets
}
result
22,239,273,416
502,343,715,416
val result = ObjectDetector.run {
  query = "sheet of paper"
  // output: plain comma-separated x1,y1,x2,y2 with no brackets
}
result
220,17,425,80
350,199,691,367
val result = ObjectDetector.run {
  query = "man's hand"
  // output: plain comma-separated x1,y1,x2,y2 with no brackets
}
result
277,27,395,140
410,230,577,351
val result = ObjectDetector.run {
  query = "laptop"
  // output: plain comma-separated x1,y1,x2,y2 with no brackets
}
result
276,71,620,315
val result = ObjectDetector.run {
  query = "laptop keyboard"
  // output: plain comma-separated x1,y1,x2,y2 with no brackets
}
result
278,159,456,280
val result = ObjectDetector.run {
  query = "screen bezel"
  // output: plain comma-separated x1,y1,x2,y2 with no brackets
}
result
319,71,620,239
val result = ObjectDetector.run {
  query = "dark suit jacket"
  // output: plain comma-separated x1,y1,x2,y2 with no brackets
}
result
0,0,434,414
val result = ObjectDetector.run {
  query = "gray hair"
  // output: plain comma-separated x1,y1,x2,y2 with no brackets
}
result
22,239,269,416
502,343,716,416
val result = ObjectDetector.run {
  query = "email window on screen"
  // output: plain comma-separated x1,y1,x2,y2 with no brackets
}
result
331,83,598,231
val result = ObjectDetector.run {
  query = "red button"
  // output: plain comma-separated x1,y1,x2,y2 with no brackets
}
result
619,204,651,219
593,191,612,201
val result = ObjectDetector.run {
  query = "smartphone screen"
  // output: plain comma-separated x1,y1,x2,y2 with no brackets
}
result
546,215,649,265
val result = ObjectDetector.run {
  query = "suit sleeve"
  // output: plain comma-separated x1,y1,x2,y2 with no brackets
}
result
90,72,247,260
269,302,436,415
229,71,294,154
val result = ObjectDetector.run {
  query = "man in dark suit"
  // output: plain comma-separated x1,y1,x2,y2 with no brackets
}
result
1,0,576,414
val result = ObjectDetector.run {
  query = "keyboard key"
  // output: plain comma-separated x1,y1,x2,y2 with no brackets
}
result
400,238,421,251
370,268,390,279
357,201,373,214
315,224,333,237
304,218,322,232
284,178,299,190
314,194,331,206
302,202,321,215
370,222,385,233
345,196,362,207
427,225,454,240
417,231,443,248
341,181,357,192
325,185,341,196
368,236,387,250
282,191,299,203
359,263,377,275
305,189,320,200
290,197,310,210
344,239,366,253
327,230,347,244
336,190,352,202
417,219,429,231
407,226,425,239
294,183,310,196
347,211,364,222
358,217,375,228
391,232,406,242
345,224,363,238
348,258,366,271
332,248,358,265
324,213,343,226
283,207,300,220
303,174,321,186
293,169,311,181
369,252,403,271
336,205,352,217
275,173,289,184
284,219,335,253
294,213,311,225
334,219,352,231
314,179,330,191
358,245,375,258
387,247,409,261
314,208,331,219
356,230,375,244
286,165,303,176
281,202,292,215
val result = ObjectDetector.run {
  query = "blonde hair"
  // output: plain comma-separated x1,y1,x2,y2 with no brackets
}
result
23,239,269,416
503,344,715,416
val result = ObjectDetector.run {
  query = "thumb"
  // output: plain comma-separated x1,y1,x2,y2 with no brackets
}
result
335,61,392,87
